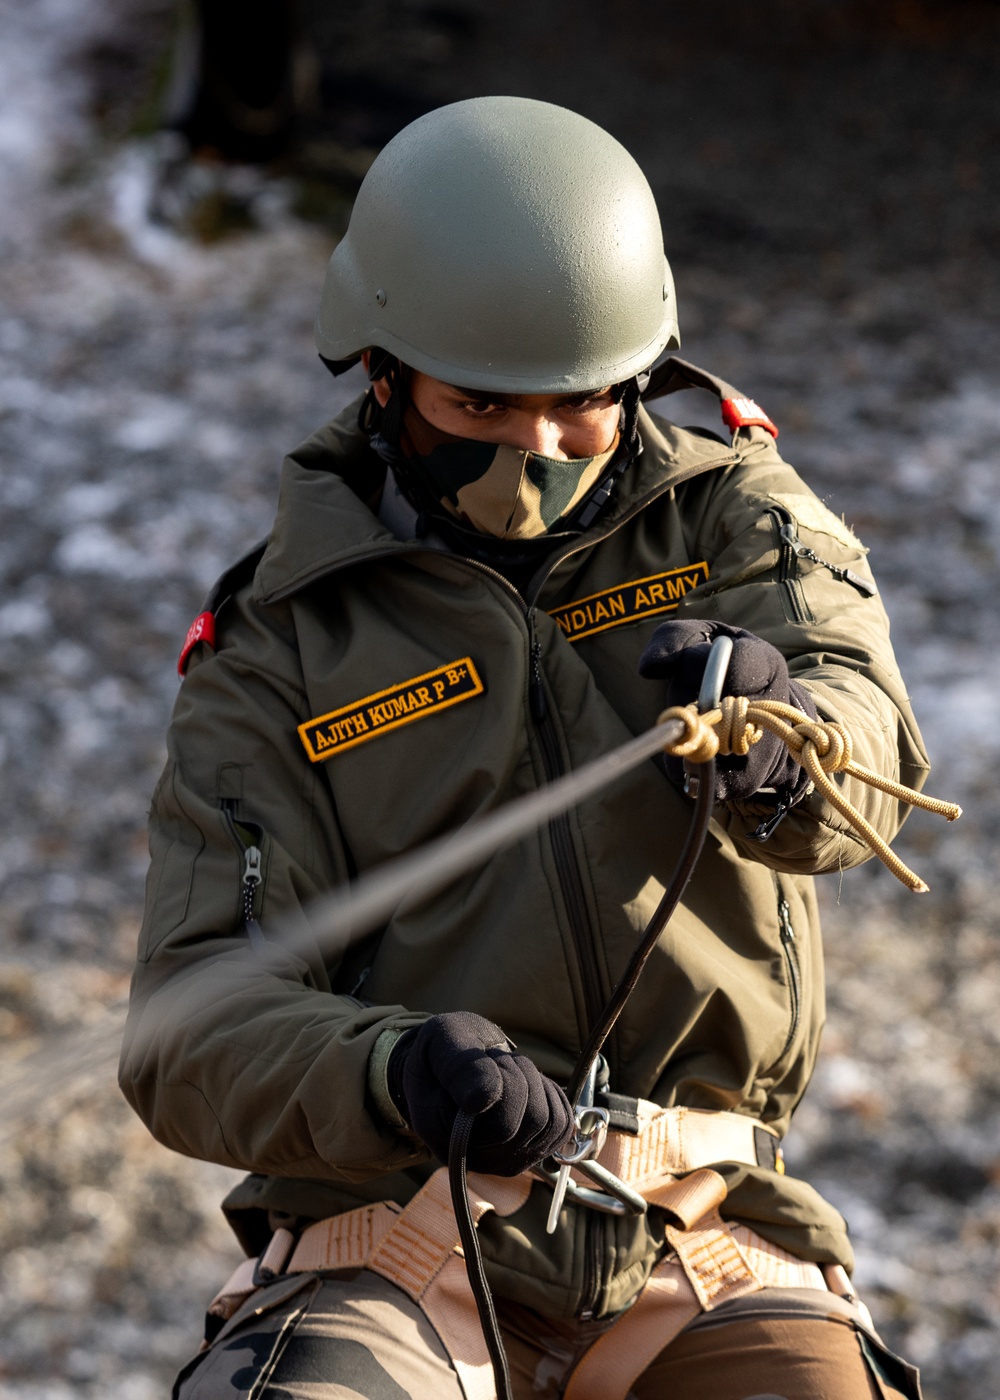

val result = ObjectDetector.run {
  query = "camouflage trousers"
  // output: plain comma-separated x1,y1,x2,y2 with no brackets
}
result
173,1267,921,1400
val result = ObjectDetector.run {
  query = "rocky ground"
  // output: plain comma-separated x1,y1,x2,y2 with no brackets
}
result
1,2,999,1396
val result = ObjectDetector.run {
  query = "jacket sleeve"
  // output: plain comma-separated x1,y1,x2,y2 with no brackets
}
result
680,424,931,875
119,586,429,1182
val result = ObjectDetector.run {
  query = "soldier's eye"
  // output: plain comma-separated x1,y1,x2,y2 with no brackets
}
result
564,390,615,413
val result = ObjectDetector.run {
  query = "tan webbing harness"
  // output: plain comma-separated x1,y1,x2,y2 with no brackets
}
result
208,1103,856,1400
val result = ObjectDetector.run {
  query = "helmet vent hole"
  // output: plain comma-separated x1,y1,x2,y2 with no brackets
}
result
375,288,387,307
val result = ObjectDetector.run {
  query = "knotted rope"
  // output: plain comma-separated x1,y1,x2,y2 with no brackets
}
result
659,698,961,893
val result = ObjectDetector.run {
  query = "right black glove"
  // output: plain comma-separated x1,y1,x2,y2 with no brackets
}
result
638,618,818,805
386,1011,573,1177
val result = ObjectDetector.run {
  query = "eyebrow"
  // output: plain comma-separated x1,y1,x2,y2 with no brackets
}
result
448,385,510,403
447,386,611,407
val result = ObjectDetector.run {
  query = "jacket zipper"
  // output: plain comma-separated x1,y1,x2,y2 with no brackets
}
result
528,623,606,1033
440,566,607,1319
241,845,265,944
767,504,876,604
766,505,813,623
777,892,801,1058
222,805,267,952
528,622,607,1319
577,1216,605,1322
525,561,619,1320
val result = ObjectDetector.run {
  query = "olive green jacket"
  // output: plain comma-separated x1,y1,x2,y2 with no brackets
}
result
120,387,928,1320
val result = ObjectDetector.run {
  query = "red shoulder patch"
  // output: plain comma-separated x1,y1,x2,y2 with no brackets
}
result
178,611,216,677
721,395,778,438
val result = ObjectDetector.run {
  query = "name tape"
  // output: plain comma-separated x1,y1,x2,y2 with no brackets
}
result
298,657,485,763
548,562,710,643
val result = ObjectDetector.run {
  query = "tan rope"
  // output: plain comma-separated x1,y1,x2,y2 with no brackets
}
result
657,698,961,894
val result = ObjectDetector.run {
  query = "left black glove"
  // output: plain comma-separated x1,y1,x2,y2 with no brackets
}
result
638,618,818,804
385,1012,573,1176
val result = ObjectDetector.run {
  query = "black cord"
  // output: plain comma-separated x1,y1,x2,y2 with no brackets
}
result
449,1110,514,1400
565,754,717,1107
447,749,716,1396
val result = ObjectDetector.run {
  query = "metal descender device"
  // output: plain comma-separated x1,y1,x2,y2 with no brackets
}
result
538,1057,647,1232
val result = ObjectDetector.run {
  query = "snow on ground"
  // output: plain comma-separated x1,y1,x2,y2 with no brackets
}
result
1,3,999,1396
0,0,93,243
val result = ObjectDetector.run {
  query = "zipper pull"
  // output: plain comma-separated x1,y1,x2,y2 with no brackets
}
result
780,522,876,598
780,520,819,563
242,846,263,933
778,897,795,943
243,844,262,890
829,563,878,597
529,635,548,722
779,521,803,551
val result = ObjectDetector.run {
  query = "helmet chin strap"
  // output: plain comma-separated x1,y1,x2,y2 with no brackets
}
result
355,350,407,441
570,379,641,531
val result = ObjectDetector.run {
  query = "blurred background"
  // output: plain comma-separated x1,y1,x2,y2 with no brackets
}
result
1,1,999,1396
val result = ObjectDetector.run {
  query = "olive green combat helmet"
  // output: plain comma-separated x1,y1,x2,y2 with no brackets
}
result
315,96,679,393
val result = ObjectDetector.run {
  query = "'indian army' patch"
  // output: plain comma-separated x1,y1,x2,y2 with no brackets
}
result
298,658,485,762
549,562,710,643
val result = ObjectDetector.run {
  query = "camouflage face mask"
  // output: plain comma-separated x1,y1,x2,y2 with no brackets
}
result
400,408,620,539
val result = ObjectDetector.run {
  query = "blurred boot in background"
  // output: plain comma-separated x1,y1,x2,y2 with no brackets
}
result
162,0,298,162
147,0,459,234
158,0,481,167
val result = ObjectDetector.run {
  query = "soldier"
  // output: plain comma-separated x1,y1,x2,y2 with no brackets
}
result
121,97,927,1398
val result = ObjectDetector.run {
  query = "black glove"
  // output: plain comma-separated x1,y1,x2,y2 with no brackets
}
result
638,619,818,804
386,1012,573,1176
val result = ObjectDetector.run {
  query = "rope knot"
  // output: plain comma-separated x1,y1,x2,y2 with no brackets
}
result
716,694,763,757
794,719,853,774
657,706,719,765
653,690,957,894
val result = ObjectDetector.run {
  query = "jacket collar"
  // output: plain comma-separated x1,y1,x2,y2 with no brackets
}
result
256,397,738,605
